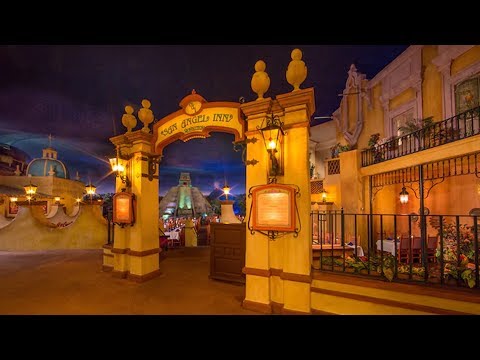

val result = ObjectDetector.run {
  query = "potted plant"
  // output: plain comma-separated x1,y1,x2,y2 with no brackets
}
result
398,116,434,150
330,143,351,158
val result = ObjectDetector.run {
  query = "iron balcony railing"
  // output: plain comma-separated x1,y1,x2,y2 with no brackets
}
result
361,106,480,167
311,210,480,290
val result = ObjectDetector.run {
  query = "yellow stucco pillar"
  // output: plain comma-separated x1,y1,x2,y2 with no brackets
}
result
109,131,160,282
277,88,315,314
240,98,274,314
339,150,368,248
240,88,315,314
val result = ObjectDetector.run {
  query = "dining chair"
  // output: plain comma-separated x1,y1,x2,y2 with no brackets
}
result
411,237,422,263
427,236,438,263
398,236,410,263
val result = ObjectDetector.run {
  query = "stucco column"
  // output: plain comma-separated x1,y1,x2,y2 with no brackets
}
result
108,140,132,278
109,131,160,282
240,98,273,314
277,88,315,314
240,88,315,314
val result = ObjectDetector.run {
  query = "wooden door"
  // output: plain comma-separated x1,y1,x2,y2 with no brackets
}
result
209,223,245,283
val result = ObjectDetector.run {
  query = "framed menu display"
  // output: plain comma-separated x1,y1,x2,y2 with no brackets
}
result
251,183,296,232
113,192,135,226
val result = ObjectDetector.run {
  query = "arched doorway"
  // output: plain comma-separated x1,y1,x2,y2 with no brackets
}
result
105,86,316,314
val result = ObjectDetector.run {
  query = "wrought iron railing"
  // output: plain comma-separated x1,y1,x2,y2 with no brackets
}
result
311,210,480,289
361,106,480,167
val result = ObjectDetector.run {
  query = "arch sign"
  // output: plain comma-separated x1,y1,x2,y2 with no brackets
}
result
152,90,245,155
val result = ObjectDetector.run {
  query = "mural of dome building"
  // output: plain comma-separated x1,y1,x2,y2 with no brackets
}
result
26,146,69,179
0,137,86,219
159,172,213,219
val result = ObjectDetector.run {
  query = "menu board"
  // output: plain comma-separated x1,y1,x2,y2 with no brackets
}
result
113,192,134,224
251,184,295,232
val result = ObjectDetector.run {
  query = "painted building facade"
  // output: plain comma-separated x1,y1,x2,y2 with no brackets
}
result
311,45,480,247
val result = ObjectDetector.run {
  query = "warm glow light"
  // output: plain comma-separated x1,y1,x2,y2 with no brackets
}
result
26,195,32,201
268,138,276,150
399,187,409,204
76,198,81,203
116,163,125,173
54,196,61,202
222,185,231,195
321,190,328,202
85,184,96,195
9,197,18,203
24,183,38,195
109,157,117,171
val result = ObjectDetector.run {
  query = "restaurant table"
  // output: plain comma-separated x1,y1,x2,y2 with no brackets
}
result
376,239,399,255
312,244,364,257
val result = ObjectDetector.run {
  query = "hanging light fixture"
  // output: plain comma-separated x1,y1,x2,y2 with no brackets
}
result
257,99,285,178
9,196,18,203
399,186,409,204
54,196,61,204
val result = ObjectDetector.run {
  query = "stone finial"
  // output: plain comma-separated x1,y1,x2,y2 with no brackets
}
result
75,171,80,181
14,164,21,176
138,99,154,133
251,60,270,100
286,48,307,91
48,165,55,176
121,105,137,133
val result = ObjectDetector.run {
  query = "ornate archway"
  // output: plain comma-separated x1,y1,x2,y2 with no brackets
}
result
104,49,315,314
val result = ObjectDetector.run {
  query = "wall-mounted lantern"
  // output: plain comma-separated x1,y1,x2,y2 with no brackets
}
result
258,101,285,178
109,147,131,188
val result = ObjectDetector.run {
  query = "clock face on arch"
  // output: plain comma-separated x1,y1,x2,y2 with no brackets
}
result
185,100,202,115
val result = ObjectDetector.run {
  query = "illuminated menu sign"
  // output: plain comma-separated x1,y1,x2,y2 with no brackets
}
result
251,184,295,232
113,192,134,225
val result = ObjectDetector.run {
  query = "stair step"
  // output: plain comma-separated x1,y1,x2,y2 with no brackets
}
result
310,271,480,315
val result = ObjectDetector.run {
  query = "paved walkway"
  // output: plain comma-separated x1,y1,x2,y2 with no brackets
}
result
0,247,255,315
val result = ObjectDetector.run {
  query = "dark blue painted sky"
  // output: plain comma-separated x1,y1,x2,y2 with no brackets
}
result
0,45,408,195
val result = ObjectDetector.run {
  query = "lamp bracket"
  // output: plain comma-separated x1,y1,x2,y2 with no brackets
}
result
233,139,258,167
371,184,384,202
405,177,444,199
146,154,162,181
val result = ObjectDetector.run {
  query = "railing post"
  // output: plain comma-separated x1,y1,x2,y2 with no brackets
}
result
474,215,479,289
369,175,374,250
340,208,345,246
419,164,427,281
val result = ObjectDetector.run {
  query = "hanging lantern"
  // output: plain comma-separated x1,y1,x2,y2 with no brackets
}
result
399,186,409,204
258,108,285,177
